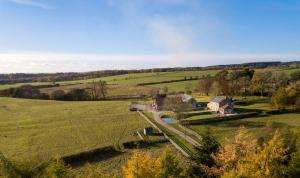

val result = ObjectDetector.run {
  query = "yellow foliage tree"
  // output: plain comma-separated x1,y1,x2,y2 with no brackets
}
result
205,126,257,177
222,129,297,178
123,150,162,178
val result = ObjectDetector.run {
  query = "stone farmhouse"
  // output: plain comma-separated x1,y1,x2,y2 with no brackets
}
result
207,96,234,115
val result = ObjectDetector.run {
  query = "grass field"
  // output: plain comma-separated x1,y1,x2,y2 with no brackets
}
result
0,98,150,161
189,113,300,144
1,67,299,93
0,70,220,90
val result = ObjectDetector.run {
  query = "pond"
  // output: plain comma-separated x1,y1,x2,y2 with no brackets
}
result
162,118,177,124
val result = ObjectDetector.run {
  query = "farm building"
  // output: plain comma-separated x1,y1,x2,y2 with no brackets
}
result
152,94,166,110
153,94,202,111
207,96,234,115
181,94,202,109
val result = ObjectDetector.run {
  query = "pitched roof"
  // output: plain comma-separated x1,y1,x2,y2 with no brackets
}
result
182,94,193,102
220,104,232,110
211,96,226,103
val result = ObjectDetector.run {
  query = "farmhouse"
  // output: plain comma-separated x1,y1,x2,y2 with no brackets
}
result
207,96,234,115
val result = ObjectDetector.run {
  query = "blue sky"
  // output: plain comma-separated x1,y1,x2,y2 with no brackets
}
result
0,0,299,73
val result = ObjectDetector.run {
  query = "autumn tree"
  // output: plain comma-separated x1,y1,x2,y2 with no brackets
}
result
160,147,185,178
123,151,161,178
205,127,257,177
251,70,272,97
271,87,288,109
223,128,298,178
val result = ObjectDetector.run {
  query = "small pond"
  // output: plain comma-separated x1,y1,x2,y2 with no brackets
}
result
162,118,177,124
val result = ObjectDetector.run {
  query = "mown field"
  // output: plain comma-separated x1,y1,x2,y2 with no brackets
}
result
0,98,150,161
189,113,300,144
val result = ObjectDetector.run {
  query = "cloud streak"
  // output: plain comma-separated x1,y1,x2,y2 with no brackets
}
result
0,52,299,73
6,0,55,9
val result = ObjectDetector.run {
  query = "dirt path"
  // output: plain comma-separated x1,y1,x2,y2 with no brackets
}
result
134,104,201,147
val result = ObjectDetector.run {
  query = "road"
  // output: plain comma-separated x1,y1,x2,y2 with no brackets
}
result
134,104,201,147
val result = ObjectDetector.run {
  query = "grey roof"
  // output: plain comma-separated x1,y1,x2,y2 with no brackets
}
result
211,96,226,103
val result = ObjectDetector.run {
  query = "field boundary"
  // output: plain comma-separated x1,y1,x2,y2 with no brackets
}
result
180,112,260,125
138,111,191,158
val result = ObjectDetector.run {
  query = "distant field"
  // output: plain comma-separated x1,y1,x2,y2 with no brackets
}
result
189,113,300,144
0,70,220,90
0,98,149,160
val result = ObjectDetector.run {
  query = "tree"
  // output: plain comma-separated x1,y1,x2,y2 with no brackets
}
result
206,127,257,177
47,75,56,85
224,129,297,178
198,75,213,96
51,90,66,100
123,151,161,178
271,87,288,110
163,95,191,112
286,81,300,105
90,80,107,100
69,89,90,101
160,147,184,178
196,128,220,167
251,70,272,97
270,72,288,93
214,70,230,95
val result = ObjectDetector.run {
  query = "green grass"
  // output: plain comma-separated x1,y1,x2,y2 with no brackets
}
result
141,111,198,158
0,97,150,161
183,110,216,121
0,70,220,90
189,113,300,145
148,80,199,92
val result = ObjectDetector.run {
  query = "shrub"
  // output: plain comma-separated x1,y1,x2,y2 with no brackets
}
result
51,90,66,100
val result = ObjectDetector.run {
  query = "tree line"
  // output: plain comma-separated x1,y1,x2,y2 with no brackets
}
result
1,61,298,85
0,81,108,101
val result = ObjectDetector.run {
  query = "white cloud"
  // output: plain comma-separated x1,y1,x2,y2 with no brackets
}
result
149,18,191,52
5,0,55,9
0,52,299,73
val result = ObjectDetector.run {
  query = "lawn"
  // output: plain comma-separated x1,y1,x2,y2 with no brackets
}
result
189,113,300,145
0,97,150,161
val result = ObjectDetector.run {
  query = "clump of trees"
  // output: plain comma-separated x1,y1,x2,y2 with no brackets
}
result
203,127,300,178
197,68,300,101
1,80,108,101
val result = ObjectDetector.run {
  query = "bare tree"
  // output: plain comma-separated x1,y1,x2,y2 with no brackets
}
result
90,80,107,100
198,75,213,96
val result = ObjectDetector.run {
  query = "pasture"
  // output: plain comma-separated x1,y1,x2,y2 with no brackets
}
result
189,113,300,144
0,98,149,161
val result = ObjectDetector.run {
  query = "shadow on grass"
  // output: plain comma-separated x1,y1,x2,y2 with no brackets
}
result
235,107,264,113
208,117,288,129
64,141,168,168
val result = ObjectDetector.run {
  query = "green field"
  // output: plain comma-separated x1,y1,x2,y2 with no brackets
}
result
0,98,149,160
0,70,219,90
189,113,300,144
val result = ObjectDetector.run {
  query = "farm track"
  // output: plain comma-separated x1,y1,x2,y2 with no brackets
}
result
135,104,202,148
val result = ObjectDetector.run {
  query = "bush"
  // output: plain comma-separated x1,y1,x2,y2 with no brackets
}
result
51,90,66,100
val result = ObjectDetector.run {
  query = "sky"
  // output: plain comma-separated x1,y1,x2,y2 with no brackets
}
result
0,0,299,73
